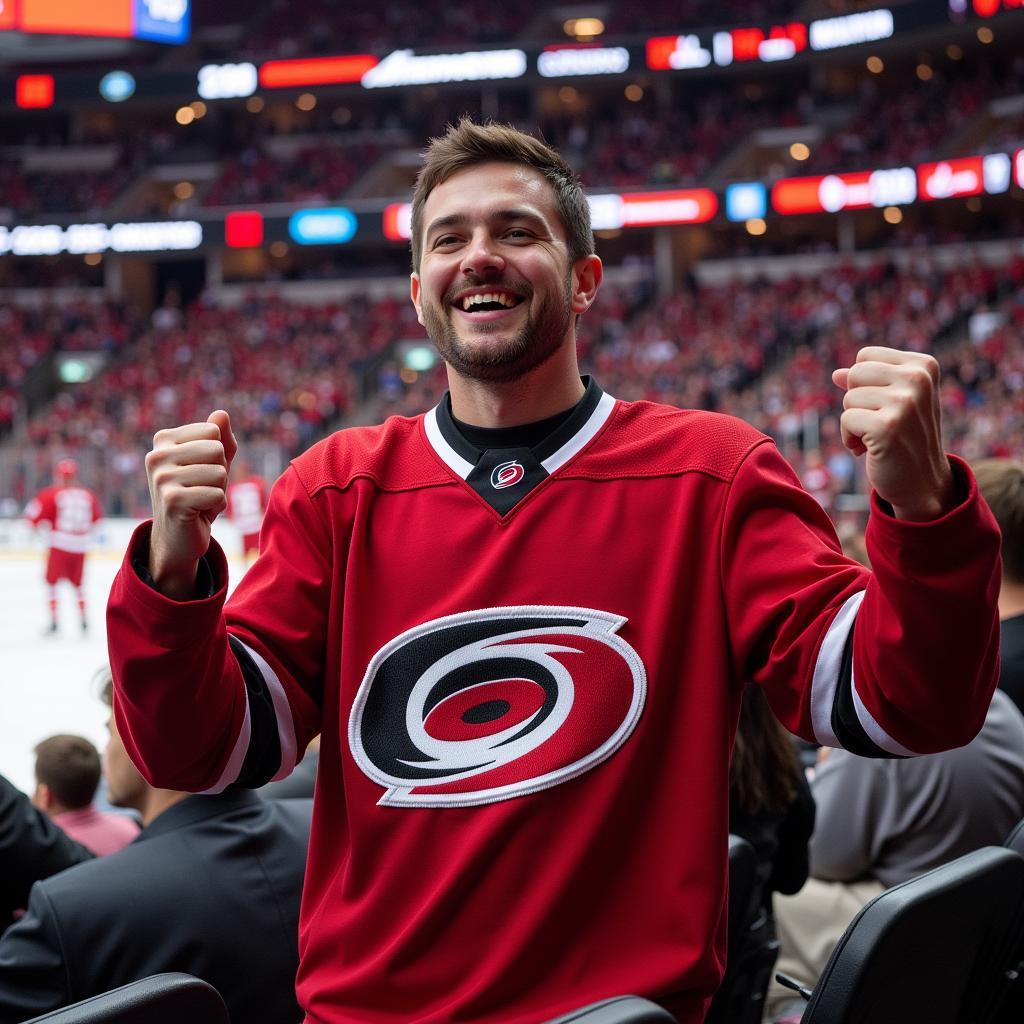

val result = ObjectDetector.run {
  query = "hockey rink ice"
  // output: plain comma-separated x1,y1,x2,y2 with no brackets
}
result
0,519,247,796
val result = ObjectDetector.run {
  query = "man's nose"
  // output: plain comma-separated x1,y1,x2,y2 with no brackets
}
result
460,231,505,276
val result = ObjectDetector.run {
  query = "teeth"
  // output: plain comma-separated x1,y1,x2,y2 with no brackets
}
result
461,292,517,311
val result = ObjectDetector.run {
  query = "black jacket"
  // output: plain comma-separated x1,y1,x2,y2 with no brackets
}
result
0,789,311,1023
0,774,93,931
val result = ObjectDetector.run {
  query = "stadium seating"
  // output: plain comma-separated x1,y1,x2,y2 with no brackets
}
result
705,835,776,1024
21,974,228,1024
798,846,1024,1024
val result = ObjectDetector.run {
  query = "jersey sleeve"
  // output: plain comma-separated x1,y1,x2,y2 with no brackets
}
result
721,441,1000,757
107,465,333,793
24,491,51,527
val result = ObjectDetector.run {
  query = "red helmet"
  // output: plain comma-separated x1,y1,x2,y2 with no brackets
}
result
56,458,78,478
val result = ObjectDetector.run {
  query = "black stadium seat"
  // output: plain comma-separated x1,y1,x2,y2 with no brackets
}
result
544,995,677,1023
800,846,1024,1024
1005,817,1024,858
22,974,229,1024
996,820,1024,1022
705,833,777,1024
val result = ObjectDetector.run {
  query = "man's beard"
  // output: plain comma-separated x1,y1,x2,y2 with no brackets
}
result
422,273,573,384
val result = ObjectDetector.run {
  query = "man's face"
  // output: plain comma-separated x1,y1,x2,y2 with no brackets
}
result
104,714,147,810
411,162,580,384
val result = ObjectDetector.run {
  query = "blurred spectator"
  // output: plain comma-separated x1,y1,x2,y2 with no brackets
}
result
767,689,1024,1016
974,457,1024,717
31,735,138,856
0,677,312,1022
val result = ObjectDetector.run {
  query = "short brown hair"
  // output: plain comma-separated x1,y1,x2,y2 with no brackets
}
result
974,458,1024,582
34,734,101,809
410,118,594,273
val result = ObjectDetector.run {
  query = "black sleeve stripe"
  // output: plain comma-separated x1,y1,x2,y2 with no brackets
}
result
830,625,907,760
228,634,284,788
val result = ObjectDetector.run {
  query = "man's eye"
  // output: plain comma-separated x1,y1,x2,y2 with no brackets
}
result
433,236,460,248
505,229,531,239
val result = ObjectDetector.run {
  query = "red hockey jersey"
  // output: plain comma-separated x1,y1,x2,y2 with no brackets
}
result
108,381,1001,1024
25,485,102,553
226,475,268,537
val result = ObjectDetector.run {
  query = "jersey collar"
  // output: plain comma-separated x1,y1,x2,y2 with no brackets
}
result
423,378,616,514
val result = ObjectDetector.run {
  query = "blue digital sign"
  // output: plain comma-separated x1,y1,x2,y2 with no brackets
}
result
133,0,190,45
725,183,768,222
289,208,358,245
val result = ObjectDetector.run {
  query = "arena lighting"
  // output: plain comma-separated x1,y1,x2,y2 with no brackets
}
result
259,55,378,90
288,208,358,245
618,189,718,226
99,71,136,103
361,48,527,89
1015,150,1024,189
382,203,412,242
771,167,916,215
0,221,202,257
198,63,258,100
537,45,630,78
725,183,768,222
809,9,894,50
15,74,54,109
224,211,264,248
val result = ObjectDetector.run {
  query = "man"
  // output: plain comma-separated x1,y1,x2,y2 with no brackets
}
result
974,458,1024,715
107,120,1001,1023
32,734,138,855
0,681,311,1023
769,688,1024,1017
225,457,267,562
24,458,102,634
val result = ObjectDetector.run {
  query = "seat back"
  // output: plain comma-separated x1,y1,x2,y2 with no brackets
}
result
23,974,229,1024
801,846,1024,1024
1006,817,1024,858
544,995,676,1023
995,823,1024,1022
704,834,777,1024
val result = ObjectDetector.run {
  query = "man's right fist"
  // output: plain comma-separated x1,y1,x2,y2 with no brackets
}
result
144,410,237,599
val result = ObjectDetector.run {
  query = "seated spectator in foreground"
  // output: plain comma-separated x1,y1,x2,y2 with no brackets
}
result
0,775,91,933
767,688,1024,1018
32,735,138,855
0,678,312,1023
974,458,1024,716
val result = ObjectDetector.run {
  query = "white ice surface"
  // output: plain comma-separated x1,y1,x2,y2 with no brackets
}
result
0,519,246,795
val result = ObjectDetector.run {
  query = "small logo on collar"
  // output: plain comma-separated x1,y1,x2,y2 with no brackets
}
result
490,460,525,490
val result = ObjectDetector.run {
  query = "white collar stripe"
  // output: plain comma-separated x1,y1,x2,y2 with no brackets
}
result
425,406,475,479
541,391,616,475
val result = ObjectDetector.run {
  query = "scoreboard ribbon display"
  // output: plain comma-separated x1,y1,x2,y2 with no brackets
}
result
0,0,189,43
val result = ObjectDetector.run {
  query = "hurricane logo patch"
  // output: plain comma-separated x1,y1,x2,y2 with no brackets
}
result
490,460,525,490
349,606,646,807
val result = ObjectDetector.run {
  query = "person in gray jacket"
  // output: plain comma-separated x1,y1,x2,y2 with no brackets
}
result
768,688,1024,1014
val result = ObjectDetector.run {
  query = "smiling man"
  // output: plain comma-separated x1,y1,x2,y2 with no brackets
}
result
107,119,1001,1023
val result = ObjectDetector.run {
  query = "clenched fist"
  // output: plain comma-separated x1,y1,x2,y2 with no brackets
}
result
832,347,955,522
145,410,237,598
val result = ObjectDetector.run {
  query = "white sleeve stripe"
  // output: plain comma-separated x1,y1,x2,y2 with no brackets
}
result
853,682,921,757
201,692,251,795
233,637,299,783
810,589,865,747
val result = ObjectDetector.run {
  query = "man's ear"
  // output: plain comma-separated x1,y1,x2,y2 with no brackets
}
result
410,272,425,327
33,783,52,811
571,254,603,315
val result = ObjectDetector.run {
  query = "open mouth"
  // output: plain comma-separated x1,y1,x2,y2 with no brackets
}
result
454,290,526,315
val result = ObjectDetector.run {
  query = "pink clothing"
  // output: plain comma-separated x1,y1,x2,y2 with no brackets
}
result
52,805,139,856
